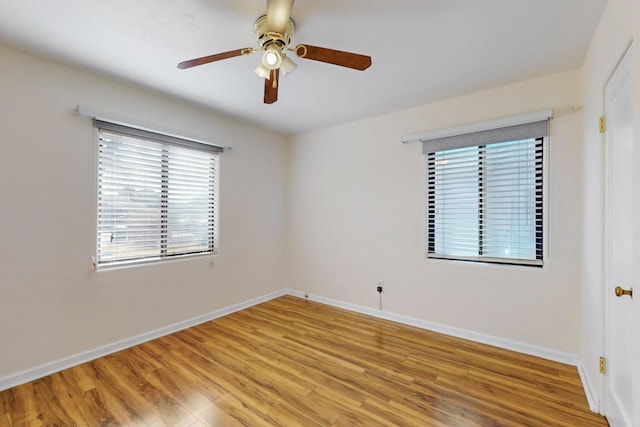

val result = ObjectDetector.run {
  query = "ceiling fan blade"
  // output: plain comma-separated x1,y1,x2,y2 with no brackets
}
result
266,0,294,34
295,45,372,71
178,48,252,69
264,69,279,104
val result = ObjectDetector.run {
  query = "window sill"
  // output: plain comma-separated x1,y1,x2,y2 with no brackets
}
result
96,251,218,272
426,254,544,269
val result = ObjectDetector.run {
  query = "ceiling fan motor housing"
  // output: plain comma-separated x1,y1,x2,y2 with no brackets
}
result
253,15,295,50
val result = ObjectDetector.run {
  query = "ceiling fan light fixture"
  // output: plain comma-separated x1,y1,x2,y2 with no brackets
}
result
254,63,272,79
280,55,297,77
261,46,282,70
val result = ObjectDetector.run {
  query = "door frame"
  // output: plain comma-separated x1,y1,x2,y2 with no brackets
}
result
602,43,634,426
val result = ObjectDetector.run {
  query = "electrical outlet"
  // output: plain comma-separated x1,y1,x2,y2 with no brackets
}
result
376,281,383,293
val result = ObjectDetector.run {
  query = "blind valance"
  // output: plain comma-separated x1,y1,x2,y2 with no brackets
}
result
422,119,549,154
93,119,224,153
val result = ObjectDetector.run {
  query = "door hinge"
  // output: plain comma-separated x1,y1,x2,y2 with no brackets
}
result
599,356,606,374
599,116,606,133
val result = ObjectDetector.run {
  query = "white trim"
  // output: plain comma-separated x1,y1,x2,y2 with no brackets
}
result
577,358,602,413
400,109,554,143
299,291,604,414
284,288,306,298
302,292,577,365
0,290,287,392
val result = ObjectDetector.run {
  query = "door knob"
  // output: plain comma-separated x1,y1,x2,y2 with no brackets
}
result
614,286,633,298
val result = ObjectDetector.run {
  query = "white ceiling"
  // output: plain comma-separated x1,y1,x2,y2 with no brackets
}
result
0,1,605,135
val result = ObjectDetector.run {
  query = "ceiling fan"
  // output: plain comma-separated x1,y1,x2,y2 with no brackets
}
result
177,0,372,104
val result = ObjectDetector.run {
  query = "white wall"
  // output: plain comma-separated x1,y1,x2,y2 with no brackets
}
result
580,0,640,417
0,44,287,379
285,70,583,355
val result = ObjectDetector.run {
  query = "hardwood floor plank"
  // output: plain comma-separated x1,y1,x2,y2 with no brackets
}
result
27,377,85,426
0,295,608,426
88,357,163,425
0,413,12,427
359,396,447,427
52,370,114,426
149,338,229,401
433,373,599,427
4,383,41,426
468,365,593,412
196,394,278,427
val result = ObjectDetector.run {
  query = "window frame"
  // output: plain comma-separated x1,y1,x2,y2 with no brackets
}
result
94,120,222,269
426,137,545,267
420,111,551,268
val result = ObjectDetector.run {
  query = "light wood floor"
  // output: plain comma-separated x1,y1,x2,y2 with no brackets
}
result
1,296,608,426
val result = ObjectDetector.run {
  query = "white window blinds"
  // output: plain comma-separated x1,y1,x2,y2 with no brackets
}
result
95,120,220,267
424,116,548,266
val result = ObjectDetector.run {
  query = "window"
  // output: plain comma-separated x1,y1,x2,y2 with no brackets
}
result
95,120,221,268
423,114,549,266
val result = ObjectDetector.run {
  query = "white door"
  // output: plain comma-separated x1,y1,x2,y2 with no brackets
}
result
604,46,635,427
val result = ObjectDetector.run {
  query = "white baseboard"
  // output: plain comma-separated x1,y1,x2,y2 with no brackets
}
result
577,358,601,413
290,290,609,414
290,290,578,365
0,290,288,392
